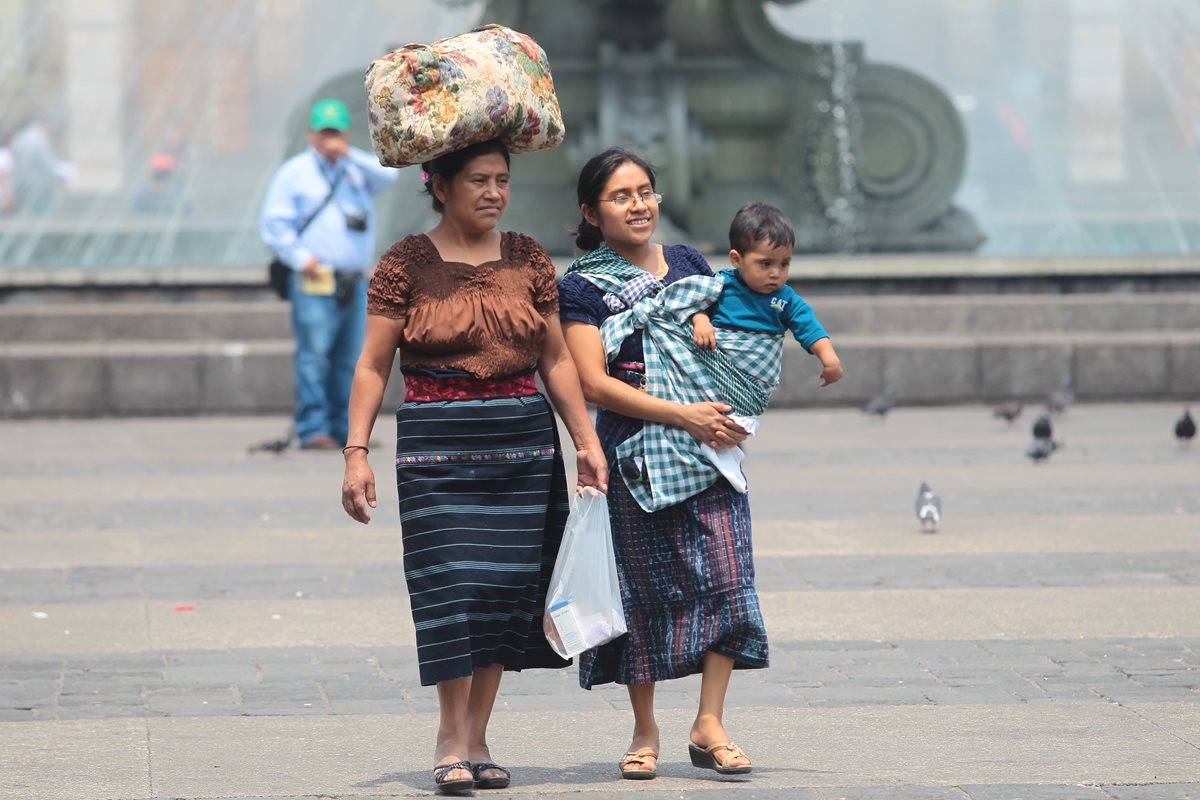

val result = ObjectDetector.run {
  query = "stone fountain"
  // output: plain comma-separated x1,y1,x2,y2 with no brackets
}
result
302,0,984,253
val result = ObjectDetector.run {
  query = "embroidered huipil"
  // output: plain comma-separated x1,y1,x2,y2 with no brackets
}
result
366,231,559,378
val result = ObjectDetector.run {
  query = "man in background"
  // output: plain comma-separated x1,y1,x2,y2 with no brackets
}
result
259,98,398,450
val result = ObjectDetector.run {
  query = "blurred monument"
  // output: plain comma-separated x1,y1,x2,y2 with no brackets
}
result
304,0,984,253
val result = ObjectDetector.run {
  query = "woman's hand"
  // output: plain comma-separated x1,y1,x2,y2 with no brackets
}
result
575,446,609,493
341,454,377,524
677,401,748,450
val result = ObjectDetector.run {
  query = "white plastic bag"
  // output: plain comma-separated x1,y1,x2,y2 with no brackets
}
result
543,488,627,658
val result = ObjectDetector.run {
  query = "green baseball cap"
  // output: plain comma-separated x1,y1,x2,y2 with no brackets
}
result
309,98,351,132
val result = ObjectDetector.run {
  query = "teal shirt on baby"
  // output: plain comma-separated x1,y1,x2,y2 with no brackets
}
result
710,268,829,351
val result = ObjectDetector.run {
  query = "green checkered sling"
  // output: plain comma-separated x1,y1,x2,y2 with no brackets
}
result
566,247,783,512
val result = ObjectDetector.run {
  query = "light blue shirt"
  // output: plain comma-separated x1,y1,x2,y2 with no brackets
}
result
710,268,829,351
259,146,398,272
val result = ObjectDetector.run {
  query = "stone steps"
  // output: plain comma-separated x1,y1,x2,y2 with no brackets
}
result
775,331,1200,407
812,293,1200,335
4,293,1200,341
1,294,1197,417
0,301,291,343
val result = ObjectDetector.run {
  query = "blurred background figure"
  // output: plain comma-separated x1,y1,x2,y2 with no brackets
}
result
8,117,72,214
130,152,190,215
259,98,398,451
0,128,15,214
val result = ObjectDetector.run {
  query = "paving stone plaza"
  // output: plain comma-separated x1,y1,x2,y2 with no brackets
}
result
1,403,1199,799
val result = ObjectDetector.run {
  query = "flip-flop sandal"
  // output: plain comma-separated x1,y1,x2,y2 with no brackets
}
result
432,760,474,796
619,747,658,780
471,761,511,790
688,741,752,775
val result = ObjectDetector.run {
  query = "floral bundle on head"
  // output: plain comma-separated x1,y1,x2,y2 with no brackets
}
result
364,25,565,168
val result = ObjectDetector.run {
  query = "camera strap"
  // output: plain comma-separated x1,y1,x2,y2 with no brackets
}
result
297,165,345,238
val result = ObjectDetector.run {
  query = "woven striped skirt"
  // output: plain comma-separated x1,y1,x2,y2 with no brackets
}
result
578,403,769,689
395,391,570,686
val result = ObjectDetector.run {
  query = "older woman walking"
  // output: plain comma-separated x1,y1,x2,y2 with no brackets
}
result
340,139,606,795
559,148,764,779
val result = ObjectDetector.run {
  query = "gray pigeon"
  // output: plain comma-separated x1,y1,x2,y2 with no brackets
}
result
1032,411,1052,440
248,431,295,455
1027,412,1061,463
993,400,1023,426
864,386,896,419
1176,408,1196,444
1047,376,1074,414
1026,437,1060,462
915,481,941,532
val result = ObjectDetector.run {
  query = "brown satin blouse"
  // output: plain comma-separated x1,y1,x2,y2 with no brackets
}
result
366,231,560,379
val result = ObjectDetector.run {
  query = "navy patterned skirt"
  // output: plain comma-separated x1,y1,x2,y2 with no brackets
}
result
395,394,571,686
578,406,769,689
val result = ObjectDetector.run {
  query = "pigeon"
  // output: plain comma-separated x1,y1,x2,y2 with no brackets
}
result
1176,408,1196,444
993,400,1023,426
863,386,896,419
248,431,295,455
915,481,941,532
1026,411,1061,463
1047,376,1074,414
1026,437,1060,462
1032,411,1052,440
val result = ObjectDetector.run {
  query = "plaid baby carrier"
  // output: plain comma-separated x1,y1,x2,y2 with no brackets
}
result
566,247,783,512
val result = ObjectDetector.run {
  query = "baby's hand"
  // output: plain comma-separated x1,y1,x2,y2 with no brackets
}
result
819,362,844,387
692,314,716,351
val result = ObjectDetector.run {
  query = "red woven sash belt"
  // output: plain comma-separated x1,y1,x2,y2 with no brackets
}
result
403,371,538,402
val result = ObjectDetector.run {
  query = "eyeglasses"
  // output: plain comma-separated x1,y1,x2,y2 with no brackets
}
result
599,191,662,209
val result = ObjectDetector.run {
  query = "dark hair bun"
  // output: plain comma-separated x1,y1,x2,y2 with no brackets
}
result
573,219,604,251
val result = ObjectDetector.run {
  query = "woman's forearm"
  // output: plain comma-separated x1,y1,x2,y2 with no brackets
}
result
539,355,596,448
345,362,390,447
345,315,404,448
582,371,686,426
562,320,684,426
538,315,602,448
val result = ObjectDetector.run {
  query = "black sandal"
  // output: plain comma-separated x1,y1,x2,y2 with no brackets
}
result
688,741,752,775
433,760,474,796
471,761,511,789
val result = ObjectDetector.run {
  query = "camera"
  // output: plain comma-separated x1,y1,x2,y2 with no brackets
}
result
344,211,368,232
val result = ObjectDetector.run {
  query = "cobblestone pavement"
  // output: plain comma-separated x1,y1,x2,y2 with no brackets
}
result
1,404,1199,799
